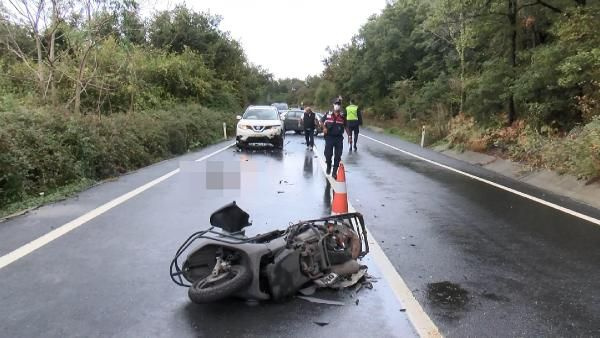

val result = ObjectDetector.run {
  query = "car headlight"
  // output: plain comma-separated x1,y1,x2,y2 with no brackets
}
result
237,124,251,130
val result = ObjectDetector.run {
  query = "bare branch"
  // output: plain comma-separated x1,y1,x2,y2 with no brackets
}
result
518,0,563,13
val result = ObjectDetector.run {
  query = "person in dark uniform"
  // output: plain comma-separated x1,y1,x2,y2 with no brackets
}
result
301,107,318,150
320,105,347,179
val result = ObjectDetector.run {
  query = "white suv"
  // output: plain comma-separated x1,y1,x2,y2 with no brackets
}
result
236,106,285,149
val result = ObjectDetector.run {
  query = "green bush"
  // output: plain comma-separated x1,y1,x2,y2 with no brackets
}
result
542,116,600,178
372,97,397,120
465,60,513,123
0,104,231,207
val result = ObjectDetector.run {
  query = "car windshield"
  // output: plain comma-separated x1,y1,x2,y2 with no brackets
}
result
286,111,303,118
243,108,279,120
271,103,288,111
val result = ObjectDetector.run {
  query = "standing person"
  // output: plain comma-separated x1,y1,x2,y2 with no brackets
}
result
345,98,362,151
301,107,318,150
320,105,347,179
333,96,343,113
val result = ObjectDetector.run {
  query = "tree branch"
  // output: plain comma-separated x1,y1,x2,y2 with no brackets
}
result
519,0,562,13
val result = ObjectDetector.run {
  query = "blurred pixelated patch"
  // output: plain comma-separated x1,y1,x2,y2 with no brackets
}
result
179,160,241,192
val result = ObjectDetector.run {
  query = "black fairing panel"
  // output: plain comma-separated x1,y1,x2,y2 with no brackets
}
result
209,202,250,233
265,248,310,300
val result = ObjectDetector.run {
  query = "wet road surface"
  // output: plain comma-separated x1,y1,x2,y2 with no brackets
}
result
0,137,415,338
1,130,599,337
348,130,600,337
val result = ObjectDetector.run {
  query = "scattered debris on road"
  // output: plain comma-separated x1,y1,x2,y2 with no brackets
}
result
427,281,469,310
313,321,330,327
298,285,317,296
297,296,345,306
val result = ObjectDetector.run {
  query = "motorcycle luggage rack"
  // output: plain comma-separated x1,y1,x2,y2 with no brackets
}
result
169,212,368,287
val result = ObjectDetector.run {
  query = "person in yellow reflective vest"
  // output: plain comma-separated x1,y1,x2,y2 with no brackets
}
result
345,99,362,152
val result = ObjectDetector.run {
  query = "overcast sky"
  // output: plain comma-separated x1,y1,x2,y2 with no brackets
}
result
140,0,386,79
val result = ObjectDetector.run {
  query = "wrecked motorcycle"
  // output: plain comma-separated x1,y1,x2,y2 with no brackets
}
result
170,202,369,303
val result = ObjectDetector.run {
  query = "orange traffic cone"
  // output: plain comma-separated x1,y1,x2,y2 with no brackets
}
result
331,162,348,215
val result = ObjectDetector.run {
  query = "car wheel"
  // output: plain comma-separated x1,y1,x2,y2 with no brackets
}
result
273,137,284,150
294,130,302,135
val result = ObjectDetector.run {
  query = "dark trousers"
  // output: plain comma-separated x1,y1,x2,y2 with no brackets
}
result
304,128,315,147
348,121,360,147
324,136,343,170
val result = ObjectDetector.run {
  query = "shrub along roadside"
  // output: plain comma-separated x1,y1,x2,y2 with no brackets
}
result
0,104,234,214
444,114,600,180
368,110,600,181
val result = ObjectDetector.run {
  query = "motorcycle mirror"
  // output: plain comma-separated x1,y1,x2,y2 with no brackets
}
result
210,201,251,233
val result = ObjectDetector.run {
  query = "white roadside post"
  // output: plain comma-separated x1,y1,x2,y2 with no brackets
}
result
420,125,426,148
223,122,227,140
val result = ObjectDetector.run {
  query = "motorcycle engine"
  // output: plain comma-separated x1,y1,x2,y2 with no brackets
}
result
292,229,327,279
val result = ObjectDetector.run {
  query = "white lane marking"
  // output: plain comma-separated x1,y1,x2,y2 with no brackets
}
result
0,143,235,270
313,144,441,338
362,134,600,226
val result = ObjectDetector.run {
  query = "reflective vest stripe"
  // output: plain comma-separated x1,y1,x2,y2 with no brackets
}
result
332,181,347,193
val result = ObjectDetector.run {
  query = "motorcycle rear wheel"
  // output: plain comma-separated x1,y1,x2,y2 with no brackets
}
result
188,265,252,303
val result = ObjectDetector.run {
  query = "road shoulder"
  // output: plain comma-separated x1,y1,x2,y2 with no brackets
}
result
362,127,600,225
436,146,600,210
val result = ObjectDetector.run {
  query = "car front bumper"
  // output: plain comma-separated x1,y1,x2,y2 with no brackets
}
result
236,126,283,143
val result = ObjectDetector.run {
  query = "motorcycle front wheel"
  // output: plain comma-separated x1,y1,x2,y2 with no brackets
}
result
188,265,252,303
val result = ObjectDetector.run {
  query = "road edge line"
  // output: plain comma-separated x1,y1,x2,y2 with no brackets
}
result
312,144,441,338
0,143,234,270
361,134,600,226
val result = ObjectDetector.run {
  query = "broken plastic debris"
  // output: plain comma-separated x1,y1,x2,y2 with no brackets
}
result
298,285,317,296
353,283,363,295
297,296,345,306
329,267,368,289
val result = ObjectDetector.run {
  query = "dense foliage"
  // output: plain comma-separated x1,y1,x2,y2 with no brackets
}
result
315,0,600,179
0,2,279,113
0,1,278,208
322,0,599,126
2,0,599,208
0,104,233,205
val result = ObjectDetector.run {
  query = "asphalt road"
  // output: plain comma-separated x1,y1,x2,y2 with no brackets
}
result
0,135,415,338
1,130,599,337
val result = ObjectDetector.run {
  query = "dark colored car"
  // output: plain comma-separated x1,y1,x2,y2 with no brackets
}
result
315,112,325,135
283,110,304,134
271,102,289,112
284,110,323,135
